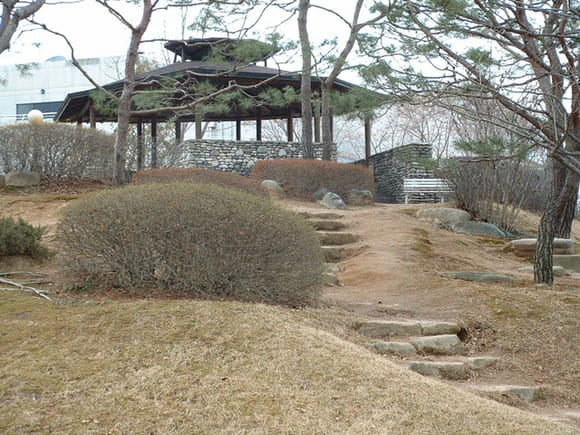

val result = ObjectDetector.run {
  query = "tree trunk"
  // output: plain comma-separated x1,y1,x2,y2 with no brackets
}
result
551,160,578,238
535,167,580,284
112,0,153,185
298,0,314,158
321,84,332,160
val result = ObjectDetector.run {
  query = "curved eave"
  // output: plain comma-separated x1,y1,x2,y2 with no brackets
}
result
55,61,367,123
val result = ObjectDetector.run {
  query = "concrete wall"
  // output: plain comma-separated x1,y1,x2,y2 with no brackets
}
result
177,139,337,176
358,143,433,203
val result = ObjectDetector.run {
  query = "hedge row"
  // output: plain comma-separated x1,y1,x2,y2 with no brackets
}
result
250,159,374,200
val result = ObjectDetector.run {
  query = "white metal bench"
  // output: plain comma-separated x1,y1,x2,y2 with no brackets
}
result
403,178,452,204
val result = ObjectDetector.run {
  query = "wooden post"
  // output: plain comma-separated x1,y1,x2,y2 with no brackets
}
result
287,107,294,142
89,103,96,129
329,114,334,142
256,108,262,142
236,119,242,141
175,120,182,144
136,121,144,171
151,117,158,169
364,115,372,161
314,112,321,143
195,107,203,139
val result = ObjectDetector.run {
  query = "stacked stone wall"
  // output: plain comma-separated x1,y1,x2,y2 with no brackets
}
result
177,139,337,176
357,143,433,203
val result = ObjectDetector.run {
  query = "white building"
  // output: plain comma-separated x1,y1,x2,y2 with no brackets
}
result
0,56,123,124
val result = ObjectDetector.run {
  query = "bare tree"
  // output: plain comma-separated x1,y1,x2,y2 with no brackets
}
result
0,0,45,55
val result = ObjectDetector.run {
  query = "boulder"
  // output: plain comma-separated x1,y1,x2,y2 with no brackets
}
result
261,180,286,198
511,238,574,256
518,266,567,277
440,271,519,284
318,192,347,210
5,171,41,187
313,188,329,202
553,255,580,273
416,208,471,226
346,189,374,205
410,334,465,355
451,221,506,238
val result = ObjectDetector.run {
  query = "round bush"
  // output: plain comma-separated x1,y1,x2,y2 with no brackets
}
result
58,183,323,306
132,167,267,197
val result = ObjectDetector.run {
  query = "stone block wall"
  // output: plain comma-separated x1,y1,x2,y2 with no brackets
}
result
177,139,337,176
357,143,434,203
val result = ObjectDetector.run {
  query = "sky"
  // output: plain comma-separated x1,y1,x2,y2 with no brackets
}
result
0,0,366,85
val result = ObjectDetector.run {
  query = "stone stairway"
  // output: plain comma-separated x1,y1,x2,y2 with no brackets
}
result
354,319,540,404
299,212,365,284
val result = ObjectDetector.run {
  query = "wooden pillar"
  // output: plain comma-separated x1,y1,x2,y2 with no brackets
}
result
329,114,334,142
151,117,158,169
136,121,144,171
76,117,82,127
236,119,242,141
89,103,96,129
364,115,372,161
175,120,182,144
314,112,321,143
256,108,262,142
287,107,294,142
195,107,203,139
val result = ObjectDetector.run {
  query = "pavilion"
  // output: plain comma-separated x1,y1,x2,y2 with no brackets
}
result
55,38,376,170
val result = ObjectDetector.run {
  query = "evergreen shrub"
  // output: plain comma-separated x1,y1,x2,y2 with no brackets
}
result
132,168,267,197
0,217,47,257
58,182,323,306
250,159,374,201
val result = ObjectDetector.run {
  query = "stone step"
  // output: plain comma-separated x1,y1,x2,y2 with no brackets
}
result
410,334,465,356
298,212,344,220
318,232,358,246
322,273,339,286
370,341,417,356
511,238,574,256
553,254,580,272
311,220,347,231
469,385,540,402
354,320,461,338
322,246,364,263
464,356,499,370
408,361,469,380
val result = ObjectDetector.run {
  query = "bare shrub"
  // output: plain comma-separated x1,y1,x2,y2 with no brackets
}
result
250,159,374,200
131,167,267,197
58,183,323,307
0,217,47,258
441,158,546,233
0,124,114,179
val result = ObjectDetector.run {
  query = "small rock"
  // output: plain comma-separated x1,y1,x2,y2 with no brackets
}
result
319,192,347,210
416,208,471,226
313,188,329,201
451,221,506,238
410,334,465,355
261,180,286,198
371,341,416,356
346,189,374,205
5,171,41,187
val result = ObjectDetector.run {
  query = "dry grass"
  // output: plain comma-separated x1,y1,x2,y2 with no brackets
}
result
1,291,575,434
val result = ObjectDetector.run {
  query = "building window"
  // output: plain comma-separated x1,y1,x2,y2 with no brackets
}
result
16,101,63,117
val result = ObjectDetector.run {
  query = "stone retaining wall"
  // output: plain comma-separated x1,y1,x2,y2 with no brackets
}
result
357,143,434,203
177,139,337,176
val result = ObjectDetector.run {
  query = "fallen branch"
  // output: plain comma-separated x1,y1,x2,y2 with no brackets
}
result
0,277,52,301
